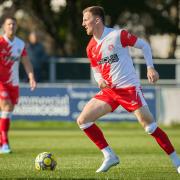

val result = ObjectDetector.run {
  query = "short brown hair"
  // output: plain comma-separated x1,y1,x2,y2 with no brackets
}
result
2,16,17,25
83,6,105,24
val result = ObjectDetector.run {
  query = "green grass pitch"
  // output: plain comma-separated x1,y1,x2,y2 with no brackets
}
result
0,121,180,179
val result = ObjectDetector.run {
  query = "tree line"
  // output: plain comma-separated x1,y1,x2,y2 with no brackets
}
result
0,0,179,58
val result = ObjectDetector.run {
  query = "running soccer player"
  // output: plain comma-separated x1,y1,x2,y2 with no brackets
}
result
0,16,36,153
77,6,180,173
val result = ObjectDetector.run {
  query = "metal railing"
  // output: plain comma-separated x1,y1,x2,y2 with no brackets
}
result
134,59,180,85
48,57,180,85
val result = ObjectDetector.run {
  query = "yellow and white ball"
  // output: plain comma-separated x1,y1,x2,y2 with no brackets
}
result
35,152,57,170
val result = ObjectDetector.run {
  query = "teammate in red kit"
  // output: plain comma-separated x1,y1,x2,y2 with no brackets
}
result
77,6,180,173
0,16,36,153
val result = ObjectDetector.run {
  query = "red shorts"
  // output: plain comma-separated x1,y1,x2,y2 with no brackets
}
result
0,83,19,105
94,86,147,112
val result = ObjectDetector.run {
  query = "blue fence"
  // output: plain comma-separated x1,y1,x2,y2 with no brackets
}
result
13,85,156,121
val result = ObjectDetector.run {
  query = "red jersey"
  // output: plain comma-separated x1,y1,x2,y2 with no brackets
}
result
86,27,140,88
0,35,27,86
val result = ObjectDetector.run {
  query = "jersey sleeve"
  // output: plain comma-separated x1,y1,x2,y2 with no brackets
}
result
134,38,154,68
21,47,27,57
120,30,137,47
92,67,103,83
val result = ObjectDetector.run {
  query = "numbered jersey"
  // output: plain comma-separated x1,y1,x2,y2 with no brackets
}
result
86,27,140,88
0,35,27,86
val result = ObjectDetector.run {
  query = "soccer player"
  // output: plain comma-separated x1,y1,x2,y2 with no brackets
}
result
77,6,180,173
0,16,36,153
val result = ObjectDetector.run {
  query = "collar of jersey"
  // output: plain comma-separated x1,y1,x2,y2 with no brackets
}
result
3,34,16,45
94,26,114,45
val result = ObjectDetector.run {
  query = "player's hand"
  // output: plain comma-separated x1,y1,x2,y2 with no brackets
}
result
147,67,159,84
98,79,110,89
29,78,37,91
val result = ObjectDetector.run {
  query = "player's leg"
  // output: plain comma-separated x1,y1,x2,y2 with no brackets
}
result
0,99,14,154
0,111,1,147
134,105,180,173
77,98,119,172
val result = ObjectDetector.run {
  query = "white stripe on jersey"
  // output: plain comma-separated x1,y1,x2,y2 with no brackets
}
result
98,27,140,88
3,35,26,86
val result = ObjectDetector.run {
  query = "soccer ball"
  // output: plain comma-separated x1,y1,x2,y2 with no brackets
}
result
35,152,57,170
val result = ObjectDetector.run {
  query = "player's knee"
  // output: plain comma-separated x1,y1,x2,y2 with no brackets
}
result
145,122,157,134
76,116,86,126
78,122,94,130
76,116,94,130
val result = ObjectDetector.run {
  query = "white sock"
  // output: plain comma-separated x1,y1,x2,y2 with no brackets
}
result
101,146,116,159
169,151,180,167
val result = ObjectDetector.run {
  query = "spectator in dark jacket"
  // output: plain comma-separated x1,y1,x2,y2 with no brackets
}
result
27,32,48,82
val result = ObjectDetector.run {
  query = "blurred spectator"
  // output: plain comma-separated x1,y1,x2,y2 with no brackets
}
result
27,31,49,82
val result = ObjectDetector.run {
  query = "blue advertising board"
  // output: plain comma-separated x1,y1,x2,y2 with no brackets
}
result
13,85,156,121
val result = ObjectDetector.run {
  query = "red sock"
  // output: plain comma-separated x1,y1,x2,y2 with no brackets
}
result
151,127,174,155
83,124,108,149
0,118,10,145
0,132,2,146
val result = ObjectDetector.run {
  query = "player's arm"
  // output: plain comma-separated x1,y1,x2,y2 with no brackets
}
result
120,30,159,84
92,67,109,89
134,38,159,83
21,56,36,91
87,46,109,89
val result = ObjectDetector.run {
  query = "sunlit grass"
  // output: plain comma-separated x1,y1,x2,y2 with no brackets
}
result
0,121,179,179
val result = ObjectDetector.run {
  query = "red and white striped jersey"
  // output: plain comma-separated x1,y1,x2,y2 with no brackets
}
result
0,35,27,86
86,27,141,88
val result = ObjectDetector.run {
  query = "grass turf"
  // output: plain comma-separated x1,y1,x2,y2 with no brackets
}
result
0,121,180,179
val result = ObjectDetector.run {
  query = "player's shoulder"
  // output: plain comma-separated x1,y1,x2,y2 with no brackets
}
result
15,36,25,43
115,28,128,35
119,28,131,36
107,27,125,38
0,35,4,40
0,35,6,42
14,36,26,47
